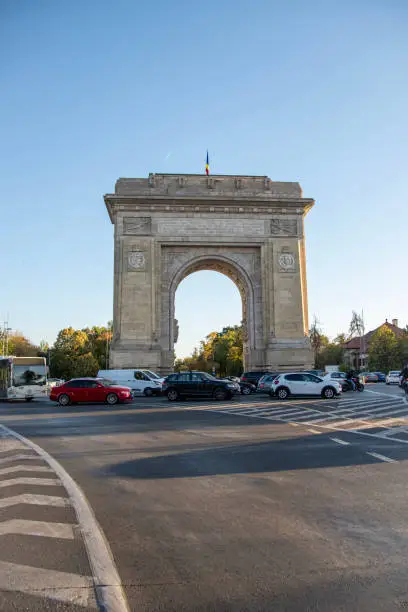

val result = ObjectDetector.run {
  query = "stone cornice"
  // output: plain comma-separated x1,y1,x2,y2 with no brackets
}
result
104,195,314,223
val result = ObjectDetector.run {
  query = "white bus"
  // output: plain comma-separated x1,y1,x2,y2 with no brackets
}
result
0,356,48,401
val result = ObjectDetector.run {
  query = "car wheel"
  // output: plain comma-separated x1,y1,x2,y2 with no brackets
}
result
277,387,289,400
241,385,251,395
322,386,335,399
167,389,179,401
143,387,153,397
58,394,70,406
25,398,33,402
106,393,118,405
214,388,227,401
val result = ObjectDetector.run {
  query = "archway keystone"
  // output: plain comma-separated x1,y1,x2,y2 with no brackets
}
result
104,173,314,373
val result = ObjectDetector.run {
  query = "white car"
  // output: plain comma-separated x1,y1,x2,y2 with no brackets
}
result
97,369,164,396
47,378,64,389
271,372,342,400
386,370,401,385
324,371,347,383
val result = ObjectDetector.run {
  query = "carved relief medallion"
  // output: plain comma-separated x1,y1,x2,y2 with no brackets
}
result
127,251,146,271
278,252,295,272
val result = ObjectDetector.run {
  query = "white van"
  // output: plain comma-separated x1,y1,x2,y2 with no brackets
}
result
97,369,164,396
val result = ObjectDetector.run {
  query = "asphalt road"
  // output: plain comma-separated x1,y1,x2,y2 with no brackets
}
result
1,383,408,611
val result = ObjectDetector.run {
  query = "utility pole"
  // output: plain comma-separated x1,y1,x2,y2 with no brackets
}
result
359,310,365,370
1,321,12,357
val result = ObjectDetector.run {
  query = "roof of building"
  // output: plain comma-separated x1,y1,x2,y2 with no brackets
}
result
344,320,406,350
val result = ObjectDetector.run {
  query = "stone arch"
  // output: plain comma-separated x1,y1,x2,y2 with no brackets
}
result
105,173,314,373
166,254,257,367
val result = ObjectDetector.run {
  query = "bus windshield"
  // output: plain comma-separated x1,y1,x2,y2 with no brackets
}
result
13,365,47,387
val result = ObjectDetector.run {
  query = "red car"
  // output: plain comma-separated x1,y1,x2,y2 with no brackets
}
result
49,378,133,406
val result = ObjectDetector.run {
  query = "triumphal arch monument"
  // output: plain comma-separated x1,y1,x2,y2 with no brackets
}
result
104,173,314,373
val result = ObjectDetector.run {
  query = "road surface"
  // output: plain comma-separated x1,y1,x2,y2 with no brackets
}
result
0,383,407,611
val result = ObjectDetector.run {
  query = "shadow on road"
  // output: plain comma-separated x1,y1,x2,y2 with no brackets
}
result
105,432,408,479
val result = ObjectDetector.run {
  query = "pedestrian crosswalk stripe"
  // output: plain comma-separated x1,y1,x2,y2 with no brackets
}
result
206,393,407,443
0,477,61,488
0,519,75,539
0,453,41,465
0,493,69,509
0,560,97,607
0,464,52,476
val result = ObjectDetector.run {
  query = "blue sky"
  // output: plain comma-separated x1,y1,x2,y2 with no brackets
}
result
1,0,407,357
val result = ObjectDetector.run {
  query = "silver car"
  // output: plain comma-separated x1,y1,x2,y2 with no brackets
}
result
257,373,279,394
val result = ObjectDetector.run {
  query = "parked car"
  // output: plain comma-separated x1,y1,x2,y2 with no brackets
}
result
386,371,401,385
49,378,133,406
257,373,280,394
163,371,239,401
323,371,346,381
239,382,257,395
47,378,64,388
270,372,342,400
226,377,256,395
97,369,163,396
373,372,386,383
304,369,326,378
323,371,347,390
240,371,273,386
362,372,379,383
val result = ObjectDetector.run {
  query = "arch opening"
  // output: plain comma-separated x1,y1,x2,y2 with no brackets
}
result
167,256,256,373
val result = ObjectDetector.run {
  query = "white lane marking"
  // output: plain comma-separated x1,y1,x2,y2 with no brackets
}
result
0,494,69,509
0,519,75,539
0,464,52,476
0,453,40,465
307,429,321,434
329,437,350,446
0,424,130,612
366,451,396,463
365,389,404,398
362,407,408,419
0,560,96,608
290,422,299,426
0,477,60,488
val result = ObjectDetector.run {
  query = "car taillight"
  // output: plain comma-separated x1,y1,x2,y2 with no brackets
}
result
274,379,279,385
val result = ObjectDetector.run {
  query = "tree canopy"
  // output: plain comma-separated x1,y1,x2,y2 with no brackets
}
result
175,325,243,376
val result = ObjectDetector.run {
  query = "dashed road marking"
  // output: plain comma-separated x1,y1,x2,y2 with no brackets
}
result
366,451,396,463
330,437,350,446
204,392,408,445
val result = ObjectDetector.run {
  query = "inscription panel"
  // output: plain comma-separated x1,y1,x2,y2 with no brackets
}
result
157,218,266,237
271,218,298,236
124,217,151,235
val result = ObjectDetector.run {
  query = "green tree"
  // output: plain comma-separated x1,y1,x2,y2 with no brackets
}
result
368,326,400,372
70,353,99,378
309,316,324,368
174,324,243,376
2,332,39,357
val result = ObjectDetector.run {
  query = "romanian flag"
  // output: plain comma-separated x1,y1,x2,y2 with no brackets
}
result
205,151,210,175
